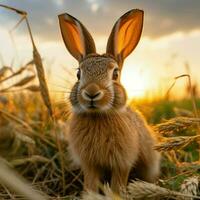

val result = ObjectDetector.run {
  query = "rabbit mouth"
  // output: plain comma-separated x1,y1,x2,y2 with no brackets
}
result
80,99,112,112
88,105,96,109
88,101,96,109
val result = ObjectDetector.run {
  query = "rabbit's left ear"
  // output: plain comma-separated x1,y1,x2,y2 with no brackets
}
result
59,13,96,63
106,9,144,68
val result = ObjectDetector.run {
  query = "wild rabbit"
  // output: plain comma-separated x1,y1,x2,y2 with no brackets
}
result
58,9,160,194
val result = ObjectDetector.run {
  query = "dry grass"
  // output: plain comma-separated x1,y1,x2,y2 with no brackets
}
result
165,74,199,119
1,83,200,199
0,3,200,200
154,117,200,135
0,4,53,118
82,180,200,200
33,48,53,118
180,176,199,200
126,180,200,200
0,106,83,199
0,160,47,200
155,135,200,152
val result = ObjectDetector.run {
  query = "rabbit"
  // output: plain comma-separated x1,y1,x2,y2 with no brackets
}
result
58,9,160,194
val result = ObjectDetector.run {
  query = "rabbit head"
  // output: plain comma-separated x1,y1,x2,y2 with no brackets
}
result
58,9,143,113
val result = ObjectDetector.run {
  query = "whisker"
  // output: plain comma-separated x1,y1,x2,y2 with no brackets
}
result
49,90,76,95
48,83,72,90
61,65,77,78
53,101,67,106
49,90,68,94
53,74,75,87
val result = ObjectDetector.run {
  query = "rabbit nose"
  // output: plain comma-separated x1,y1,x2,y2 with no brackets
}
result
82,84,104,101
87,91,101,98
82,90,104,101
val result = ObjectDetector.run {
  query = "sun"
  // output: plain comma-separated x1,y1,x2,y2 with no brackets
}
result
121,65,148,99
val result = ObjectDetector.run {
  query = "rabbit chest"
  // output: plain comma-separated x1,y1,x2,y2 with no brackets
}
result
68,112,139,169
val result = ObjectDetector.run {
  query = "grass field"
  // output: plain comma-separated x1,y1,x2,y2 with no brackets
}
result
0,89,200,199
0,3,200,200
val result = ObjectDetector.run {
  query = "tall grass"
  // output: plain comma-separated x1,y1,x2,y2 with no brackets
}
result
0,4,53,118
0,4,200,200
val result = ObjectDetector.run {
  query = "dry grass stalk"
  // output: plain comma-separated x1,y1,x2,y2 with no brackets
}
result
154,135,200,152
0,66,13,80
0,159,47,200
13,75,35,87
0,126,35,159
154,117,200,135
0,60,34,84
0,85,40,93
127,181,200,199
180,176,199,200
0,109,56,147
0,109,33,131
15,133,35,144
25,85,40,92
10,155,50,167
0,4,27,15
82,192,112,200
0,4,53,118
33,48,53,117
165,74,199,118
174,107,194,117
82,185,122,200
25,13,53,117
0,75,36,92
165,74,200,158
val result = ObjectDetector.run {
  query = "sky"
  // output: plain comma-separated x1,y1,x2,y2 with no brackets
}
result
0,0,200,99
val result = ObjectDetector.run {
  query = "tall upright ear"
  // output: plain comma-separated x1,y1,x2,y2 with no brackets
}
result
58,13,96,62
106,9,144,68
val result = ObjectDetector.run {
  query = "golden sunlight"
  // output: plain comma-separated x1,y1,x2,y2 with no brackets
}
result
121,65,148,98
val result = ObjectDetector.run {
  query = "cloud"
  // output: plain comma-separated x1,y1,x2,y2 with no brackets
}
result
0,0,200,42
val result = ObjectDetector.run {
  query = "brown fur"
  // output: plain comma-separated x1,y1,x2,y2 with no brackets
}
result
59,9,160,194
68,77,160,193
68,110,139,192
67,106,160,193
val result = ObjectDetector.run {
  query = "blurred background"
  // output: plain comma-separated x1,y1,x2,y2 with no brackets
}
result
0,0,200,100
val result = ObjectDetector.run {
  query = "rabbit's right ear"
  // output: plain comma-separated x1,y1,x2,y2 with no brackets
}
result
106,9,144,68
58,13,96,62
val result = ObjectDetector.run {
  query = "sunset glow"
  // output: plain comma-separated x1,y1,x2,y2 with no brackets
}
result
121,66,148,98
0,0,200,99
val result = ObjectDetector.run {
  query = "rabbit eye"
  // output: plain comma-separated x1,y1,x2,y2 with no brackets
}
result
112,68,119,80
77,68,81,80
